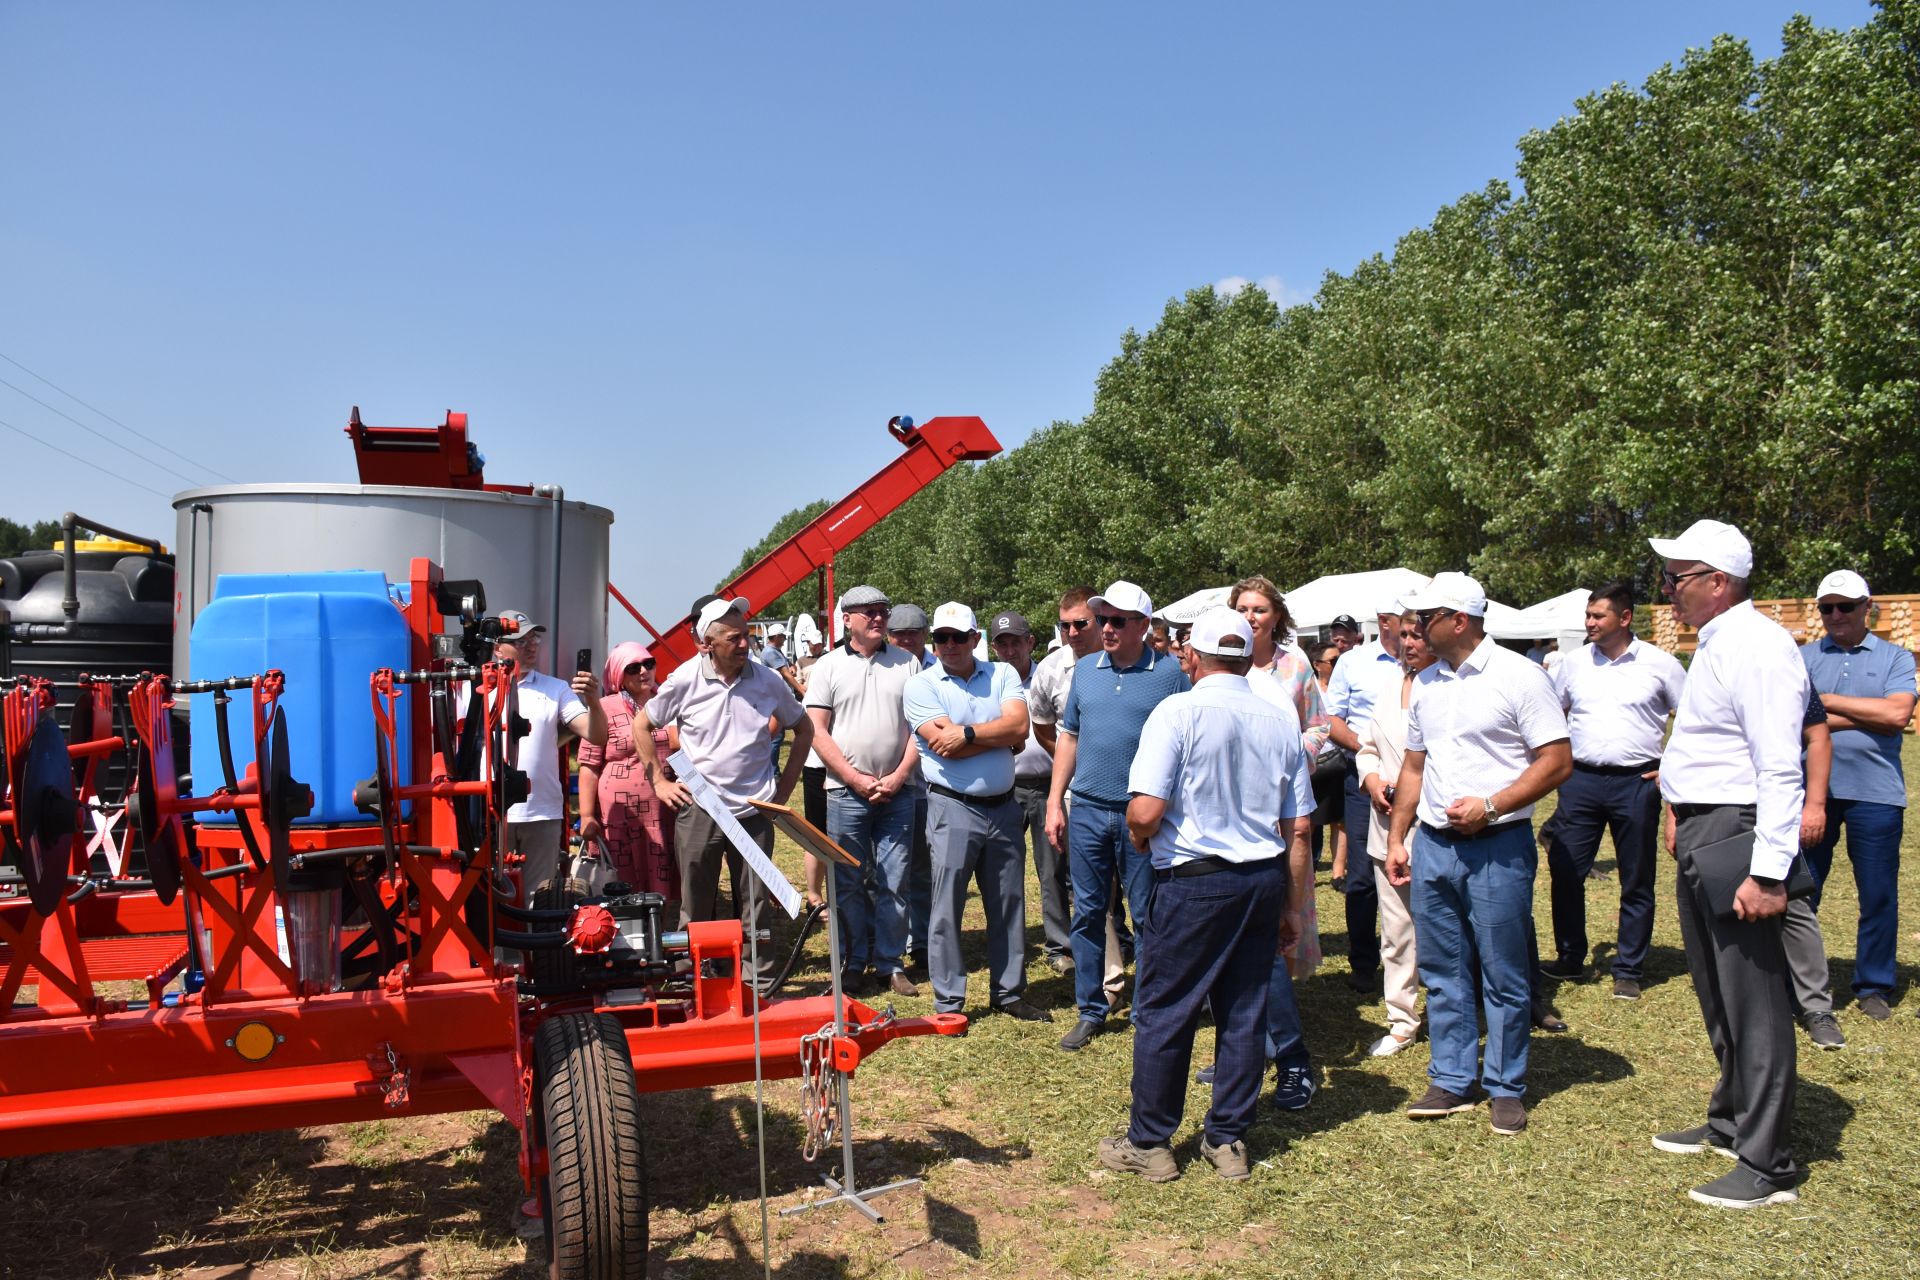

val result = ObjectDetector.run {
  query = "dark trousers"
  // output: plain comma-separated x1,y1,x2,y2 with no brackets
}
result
674,805,777,985
802,764,827,832
1017,780,1070,957
1546,764,1662,979
1341,763,1381,976
1803,797,1903,999
1675,804,1798,1185
1127,859,1283,1149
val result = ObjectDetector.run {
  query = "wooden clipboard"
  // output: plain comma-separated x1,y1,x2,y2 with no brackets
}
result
751,799,862,868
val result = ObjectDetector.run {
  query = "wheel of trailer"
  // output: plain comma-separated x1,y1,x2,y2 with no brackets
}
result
526,873,589,991
535,1011,649,1280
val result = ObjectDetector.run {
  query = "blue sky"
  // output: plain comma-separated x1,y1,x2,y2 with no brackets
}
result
0,2,1874,640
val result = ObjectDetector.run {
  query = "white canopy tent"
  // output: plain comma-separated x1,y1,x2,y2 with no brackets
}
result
1157,585,1231,624
1284,568,1434,632
1484,587,1592,643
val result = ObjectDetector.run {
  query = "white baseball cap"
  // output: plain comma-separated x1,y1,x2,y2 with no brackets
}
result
1401,571,1488,618
930,602,978,634
696,596,751,637
1088,580,1153,619
1647,519,1753,579
1188,605,1255,657
1815,569,1870,601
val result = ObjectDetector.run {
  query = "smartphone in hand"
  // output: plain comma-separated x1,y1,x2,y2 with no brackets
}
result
576,647,592,675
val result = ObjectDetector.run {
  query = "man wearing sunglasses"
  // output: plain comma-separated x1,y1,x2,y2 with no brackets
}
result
1799,570,1915,1023
803,585,925,997
991,610,1073,974
903,603,1051,1022
1383,573,1571,1138
1645,519,1807,1209
1048,580,1191,1051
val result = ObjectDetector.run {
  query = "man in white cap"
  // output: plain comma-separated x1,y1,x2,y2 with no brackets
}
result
1384,572,1570,1138
1645,519,1806,1208
990,609,1072,971
887,601,937,966
1326,596,1411,991
491,609,607,903
634,596,813,991
1047,580,1191,1051
1096,606,1311,1183
758,622,803,693
903,603,1051,1021
804,584,923,995
1799,568,1915,1022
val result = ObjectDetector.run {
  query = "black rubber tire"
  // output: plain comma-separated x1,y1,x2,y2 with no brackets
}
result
535,1011,649,1280
525,874,589,990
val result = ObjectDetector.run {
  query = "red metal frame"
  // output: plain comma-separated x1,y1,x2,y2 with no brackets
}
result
640,416,1000,677
0,555,965,1192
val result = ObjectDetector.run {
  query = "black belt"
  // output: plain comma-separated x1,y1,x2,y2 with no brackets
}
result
1158,856,1276,879
1574,759,1659,777
1419,820,1512,843
1672,801,1747,819
1013,777,1050,791
929,782,1015,808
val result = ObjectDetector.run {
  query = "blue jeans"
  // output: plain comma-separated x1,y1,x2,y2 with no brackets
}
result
828,788,915,975
1411,821,1536,1099
1265,948,1311,1070
1069,797,1154,1022
1804,798,1903,999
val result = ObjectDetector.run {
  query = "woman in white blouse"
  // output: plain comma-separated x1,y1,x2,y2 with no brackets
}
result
1355,607,1438,1056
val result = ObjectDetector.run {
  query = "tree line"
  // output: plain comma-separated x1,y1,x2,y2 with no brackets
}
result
727,5,1920,627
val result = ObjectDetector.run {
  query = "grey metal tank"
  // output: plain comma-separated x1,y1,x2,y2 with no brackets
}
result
170,484,612,681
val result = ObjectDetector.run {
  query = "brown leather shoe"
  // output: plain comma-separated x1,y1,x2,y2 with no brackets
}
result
888,971,919,997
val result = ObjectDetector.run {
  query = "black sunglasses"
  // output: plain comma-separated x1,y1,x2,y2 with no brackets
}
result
930,630,972,645
1414,607,1456,628
623,659,656,673
1659,568,1715,591
1095,613,1137,629
1060,617,1093,632
1817,600,1864,615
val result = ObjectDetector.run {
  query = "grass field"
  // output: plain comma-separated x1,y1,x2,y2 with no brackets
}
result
3,749,1918,1279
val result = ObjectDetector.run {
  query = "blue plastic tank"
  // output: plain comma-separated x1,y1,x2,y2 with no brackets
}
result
188,571,411,824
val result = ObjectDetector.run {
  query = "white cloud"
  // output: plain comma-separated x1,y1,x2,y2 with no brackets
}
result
1213,274,1313,308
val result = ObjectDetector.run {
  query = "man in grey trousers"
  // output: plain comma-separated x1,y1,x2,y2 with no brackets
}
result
901,603,1052,1022
1649,520,1806,1210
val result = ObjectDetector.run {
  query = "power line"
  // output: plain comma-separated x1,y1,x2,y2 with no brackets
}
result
0,349,236,483
0,412,173,499
0,373,212,486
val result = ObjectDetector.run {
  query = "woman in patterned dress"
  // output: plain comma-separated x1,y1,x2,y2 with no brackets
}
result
578,641,679,907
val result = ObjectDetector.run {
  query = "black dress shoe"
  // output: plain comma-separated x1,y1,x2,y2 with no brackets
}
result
1540,958,1585,981
1531,1000,1569,1033
997,998,1054,1023
1059,1018,1103,1051
1346,969,1379,993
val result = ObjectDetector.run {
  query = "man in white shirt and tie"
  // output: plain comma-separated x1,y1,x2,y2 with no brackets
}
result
1647,519,1806,1210
1542,581,1686,1001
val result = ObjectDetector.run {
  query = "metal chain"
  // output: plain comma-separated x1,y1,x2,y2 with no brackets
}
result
797,1008,897,1163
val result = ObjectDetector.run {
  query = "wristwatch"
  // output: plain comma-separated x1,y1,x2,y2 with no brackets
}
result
963,724,977,746
1482,796,1499,823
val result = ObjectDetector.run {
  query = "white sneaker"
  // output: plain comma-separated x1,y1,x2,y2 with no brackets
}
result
1368,1030,1418,1058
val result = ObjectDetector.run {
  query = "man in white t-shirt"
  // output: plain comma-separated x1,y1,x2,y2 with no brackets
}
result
493,609,607,901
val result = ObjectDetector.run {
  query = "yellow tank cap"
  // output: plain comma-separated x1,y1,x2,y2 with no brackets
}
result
62,536,167,555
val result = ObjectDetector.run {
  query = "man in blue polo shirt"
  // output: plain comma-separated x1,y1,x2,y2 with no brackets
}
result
903,603,1051,1022
1046,579,1191,1051
1800,570,1917,1022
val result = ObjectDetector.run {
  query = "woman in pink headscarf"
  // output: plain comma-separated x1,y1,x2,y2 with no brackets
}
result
578,641,679,904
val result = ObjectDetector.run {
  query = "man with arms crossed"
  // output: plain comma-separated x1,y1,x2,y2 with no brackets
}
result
1542,581,1685,1001
1385,573,1571,1137
1648,520,1806,1209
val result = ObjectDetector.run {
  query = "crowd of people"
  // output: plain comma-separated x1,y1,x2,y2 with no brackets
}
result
489,516,1914,1211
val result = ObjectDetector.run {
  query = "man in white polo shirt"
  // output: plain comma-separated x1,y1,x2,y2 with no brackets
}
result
492,609,607,902
903,603,1049,1022
1542,580,1686,1001
1096,607,1311,1184
1647,520,1807,1210
1384,572,1571,1138
634,596,813,990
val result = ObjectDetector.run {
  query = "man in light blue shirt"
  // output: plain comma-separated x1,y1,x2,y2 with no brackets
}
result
903,603,1051,1023
1096,606,1311,1184
1799,570,1917,1020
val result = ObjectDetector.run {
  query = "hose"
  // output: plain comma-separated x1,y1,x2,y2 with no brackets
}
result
757,901,829,1000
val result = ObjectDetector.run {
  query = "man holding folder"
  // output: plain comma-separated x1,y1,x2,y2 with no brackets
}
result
1649,520,1808,1210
